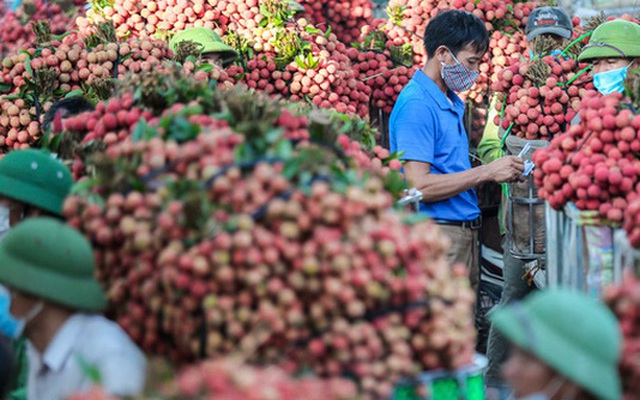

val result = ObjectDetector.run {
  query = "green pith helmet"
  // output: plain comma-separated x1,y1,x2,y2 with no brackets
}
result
0,217,106,311
169,27,238,62
490,289,621,400
579,19,640,61
0,149,72,216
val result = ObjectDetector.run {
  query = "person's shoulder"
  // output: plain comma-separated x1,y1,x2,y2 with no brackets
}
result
393,83,438,114
395,80,423,104
74,315,146,396
78,314,141,353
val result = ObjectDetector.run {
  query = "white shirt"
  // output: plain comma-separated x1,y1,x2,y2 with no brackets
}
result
26,313,146,400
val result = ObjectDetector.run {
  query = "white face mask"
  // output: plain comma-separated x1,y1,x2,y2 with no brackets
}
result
0,205,10,242
9,300,44,338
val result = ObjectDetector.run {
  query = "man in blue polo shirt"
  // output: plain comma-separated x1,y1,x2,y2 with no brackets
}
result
390,10,524,293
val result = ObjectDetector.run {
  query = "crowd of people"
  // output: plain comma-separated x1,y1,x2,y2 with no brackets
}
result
390,7,637,400
0,4,635,400
0,150,145,400
0,27,241,400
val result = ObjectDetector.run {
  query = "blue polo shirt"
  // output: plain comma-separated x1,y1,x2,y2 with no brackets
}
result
389,70,480,221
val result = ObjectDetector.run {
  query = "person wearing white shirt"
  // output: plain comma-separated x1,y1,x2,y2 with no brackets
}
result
0,217,146,400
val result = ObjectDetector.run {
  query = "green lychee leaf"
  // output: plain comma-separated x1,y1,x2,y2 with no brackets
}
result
294,55,308,69
51,31,71,41
384,150,405,165
76,356,103,384
282,157,302,180
47,130,63,152
131,119,151,142
324,25,332,39
64,89,85,98
384,170,409,198
87,193,106,207
275,139,294,159
70,178,100,195
21,53,33,79
304,26,321,35
119,51,134,62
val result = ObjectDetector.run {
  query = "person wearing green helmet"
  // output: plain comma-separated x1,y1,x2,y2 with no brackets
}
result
490,289,622,400
0,149,73,336
479,8,574,399
169,27,239,67
0,218,146,400
0,149,75,400
0,148,72,240
579,19,640,95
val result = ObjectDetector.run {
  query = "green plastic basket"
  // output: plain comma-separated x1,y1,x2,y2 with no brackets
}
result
393,354,488,400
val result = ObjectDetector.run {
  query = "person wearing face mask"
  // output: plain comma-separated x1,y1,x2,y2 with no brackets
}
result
0,217,146,400
0,149,74,400
490,289,621,400
478,7,574,399
480,5,573,167
524,6,573,59
578,19,640,96
389,10,525,294
480,5,573,169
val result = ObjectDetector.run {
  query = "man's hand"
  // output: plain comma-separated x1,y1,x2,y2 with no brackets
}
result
485,156,525,183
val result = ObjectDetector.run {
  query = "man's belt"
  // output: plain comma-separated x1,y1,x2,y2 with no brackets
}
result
434,216,482,230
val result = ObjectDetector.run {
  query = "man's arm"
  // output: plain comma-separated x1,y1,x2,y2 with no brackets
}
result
391,95,523,202
405,157,524,203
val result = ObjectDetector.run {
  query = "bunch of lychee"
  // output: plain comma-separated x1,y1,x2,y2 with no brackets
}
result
533,91,640,220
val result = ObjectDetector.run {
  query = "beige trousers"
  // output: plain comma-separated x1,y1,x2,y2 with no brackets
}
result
438,225,479,293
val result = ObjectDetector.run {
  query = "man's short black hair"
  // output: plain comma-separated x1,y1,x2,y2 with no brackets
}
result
423,10,489,59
